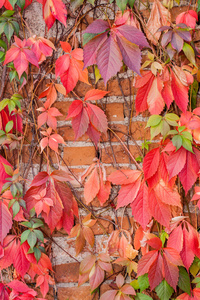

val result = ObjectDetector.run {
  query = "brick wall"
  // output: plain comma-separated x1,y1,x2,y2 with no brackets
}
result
4,0,199,298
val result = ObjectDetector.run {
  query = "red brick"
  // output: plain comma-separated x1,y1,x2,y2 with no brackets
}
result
101,145,142,164
57,286,95,300
63,146,96,166
106,103,125,122
54,263,79,283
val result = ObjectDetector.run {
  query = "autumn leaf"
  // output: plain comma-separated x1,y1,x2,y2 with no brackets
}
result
82,161,111,205
83,18,149,84
176,10,198,29
40,127,65,153
37,0,67,29
55,41,89,94
145,0,171,45
4,36,39,78
66,89,108,145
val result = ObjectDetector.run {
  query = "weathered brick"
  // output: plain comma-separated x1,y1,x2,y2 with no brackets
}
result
106,103,125,122
63,146,96,166
57,285,95,300
54,263,80,283
101,145,142,165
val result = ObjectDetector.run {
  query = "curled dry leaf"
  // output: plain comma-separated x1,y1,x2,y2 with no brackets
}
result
146,0,171,45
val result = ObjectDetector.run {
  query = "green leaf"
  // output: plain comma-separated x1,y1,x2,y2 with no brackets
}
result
11,20,19,35
30,207,35,218
155,280,174,300
0,22,6,35
8,100,16,114
87,0,95,4
138,274,149,292
27,231,37,249
95,65,101,83
160,120,170,137
70,0,83,10
116,0,128,13
183,43,197,67
9,70,18,82
20,221,32,228
172,135,182,151
0,99,9,111
178,266,191,295
165,113,179,126
0,51,5,63
83,33,99,46
192,277,200,288
34,247,41,262
130,279,139,290
182,137,193,153
150,122,162,140
10,184,17,197
12,201,20,217
3,163,13,176
1,10,15,17
5,120,13,133
146,115,162,127
0,39,7,50
8,198,15,209
181,131,192,141
21,230,31,244
135,293,153,300
34,229,44,242
16,0,25,9
4,22,14,42
198,0,200,12
190,257,200,276
128,0,136,8
160,230,169,247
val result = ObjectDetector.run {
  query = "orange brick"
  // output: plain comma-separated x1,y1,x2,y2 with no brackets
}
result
54,101,72,121
57,286,95,300
106,103,125,122
101,145,141,165
63,146,96,166
54,262,79,283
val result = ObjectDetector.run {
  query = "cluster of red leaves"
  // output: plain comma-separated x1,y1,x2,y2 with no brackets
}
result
83,17,149,83
134,65,193,115
67,89,109,145
138,236,183,290
108,155,181,229
55,42,89,94
81,159,111,204
36,0,67,29
4,36,54,78
24,170,78,234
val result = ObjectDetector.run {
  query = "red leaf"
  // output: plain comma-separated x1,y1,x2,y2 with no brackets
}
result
163,252,179,290
84,89,109,101
84,167,100,205
154,180,182,208
180,226,195,270
40,0,67,29
148,252,163,290
108,169,142,185
96,35,122,84
131,182,151,229
72,108,90,140
143,147,160,180
89,265,105,291
178,150,199,194
116,178,141,209
135,73,155,114
167,225,183,253
166,147,187,179
0,202,12,244
149,189,171,228
138,250,158,276
147,76,165,115
147,237,162,250
116,35,141,75
171,70,189,113
87,103,108,133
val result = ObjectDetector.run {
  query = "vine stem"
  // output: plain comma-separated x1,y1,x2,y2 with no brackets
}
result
108,127,143,171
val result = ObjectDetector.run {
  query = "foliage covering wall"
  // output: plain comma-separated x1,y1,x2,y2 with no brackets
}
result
1,0,200,299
